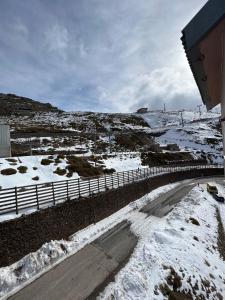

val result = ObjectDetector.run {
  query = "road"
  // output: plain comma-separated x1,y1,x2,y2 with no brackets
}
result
8,177,223,300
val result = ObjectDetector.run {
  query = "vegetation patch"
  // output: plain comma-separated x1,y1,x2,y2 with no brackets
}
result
17,166,28,174
115,132,154,151
141,152,194,167
121,115,150,127
1,168,17,175
11,143,31,157
54,167,67,176
54,157,62,164
216,207,225,261
66,155,103,177
32,176,39,181
189,217,200,226
41,158,54,166
103,168,116,174
6,158,17,163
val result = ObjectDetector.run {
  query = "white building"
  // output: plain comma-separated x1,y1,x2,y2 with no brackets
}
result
0,122,11,158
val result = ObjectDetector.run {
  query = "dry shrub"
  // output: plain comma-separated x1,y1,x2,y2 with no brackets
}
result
6,158,17,163
1,168,17,175
66,155,103,177
54,167,67,176
17,166,28,174
41,159,54,166
104,168,116,174
189,217,200,226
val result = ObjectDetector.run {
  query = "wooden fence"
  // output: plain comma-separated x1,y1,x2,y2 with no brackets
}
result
0,163,222,216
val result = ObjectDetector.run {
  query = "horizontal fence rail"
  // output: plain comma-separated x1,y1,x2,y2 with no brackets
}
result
0,163,223,216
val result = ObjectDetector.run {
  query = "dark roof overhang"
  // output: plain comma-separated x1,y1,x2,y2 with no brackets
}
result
181,0,225,110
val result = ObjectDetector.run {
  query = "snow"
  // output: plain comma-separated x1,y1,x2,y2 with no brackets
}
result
2,180,225,299
141,109,223,164
0,183,179,299
7,109,223,164
99,182,225,299
102,153,145,172
142,109,220,129
0,155,79,189
0,153,147,189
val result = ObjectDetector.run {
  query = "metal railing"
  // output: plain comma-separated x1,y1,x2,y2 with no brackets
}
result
0,163,222,216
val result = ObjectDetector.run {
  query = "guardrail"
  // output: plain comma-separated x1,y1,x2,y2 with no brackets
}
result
0,163,223,216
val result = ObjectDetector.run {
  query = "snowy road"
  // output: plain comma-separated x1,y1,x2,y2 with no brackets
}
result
8,177,223,300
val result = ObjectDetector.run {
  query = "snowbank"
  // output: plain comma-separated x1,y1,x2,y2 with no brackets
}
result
0,183,178,299
100,183,225,299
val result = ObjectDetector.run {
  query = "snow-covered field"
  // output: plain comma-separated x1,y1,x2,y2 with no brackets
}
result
1,180,225,299
0,153,144,189
102,153,144,172
0,155,79,189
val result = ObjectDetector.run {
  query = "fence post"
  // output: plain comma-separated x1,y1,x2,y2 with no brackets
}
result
117,173,120,187
66,180,69,200
89,178,91,195
123,171,125,186
128,171,130,183
15,186,18,215
36,185,39,210
78,178,81,197
111,174,114,189
97,177,100,193
52,182,55,205
104,175,107,191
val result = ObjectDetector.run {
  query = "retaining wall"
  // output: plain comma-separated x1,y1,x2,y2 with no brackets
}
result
0,167,223,267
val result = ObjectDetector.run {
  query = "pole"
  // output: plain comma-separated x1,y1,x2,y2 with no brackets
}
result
180,110,184,127
15,186,18,214
221,40,225,175
197,105,202,119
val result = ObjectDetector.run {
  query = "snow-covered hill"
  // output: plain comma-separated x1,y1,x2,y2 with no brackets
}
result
0,153,144,189
142,109,223,164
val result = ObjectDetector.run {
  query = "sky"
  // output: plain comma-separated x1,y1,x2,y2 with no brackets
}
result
0,0,208,113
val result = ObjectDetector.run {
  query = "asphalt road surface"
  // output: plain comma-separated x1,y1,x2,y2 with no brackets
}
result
9,177,224,300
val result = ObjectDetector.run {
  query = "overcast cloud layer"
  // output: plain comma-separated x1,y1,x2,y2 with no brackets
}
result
0,0,207,112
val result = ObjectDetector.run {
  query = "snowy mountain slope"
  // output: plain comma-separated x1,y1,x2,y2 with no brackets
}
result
141,109,223,164
142,109,220,129
7,111,150,133
7,111,154,155
1,99,223,164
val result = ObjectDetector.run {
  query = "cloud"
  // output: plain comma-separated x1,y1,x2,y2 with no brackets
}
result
45,24,69,58
0,0,208,112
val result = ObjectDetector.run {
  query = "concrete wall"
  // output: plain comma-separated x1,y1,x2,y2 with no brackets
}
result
0,124,11,158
